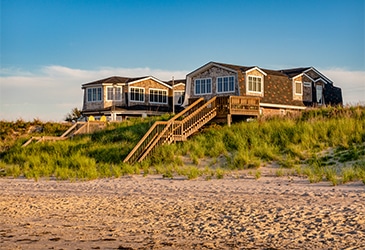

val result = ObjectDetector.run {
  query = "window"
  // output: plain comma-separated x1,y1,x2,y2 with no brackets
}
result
130,87,145,102
303,82,311,87
194,78,212,95
107,87,122,101
217,76,235,93
149,89,167,104
295,81,302,95
87,87,102,102
174,91,184,105
248,76,262,93
316,85,323,104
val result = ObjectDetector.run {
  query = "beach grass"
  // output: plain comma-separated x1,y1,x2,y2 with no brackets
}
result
1,105,365,183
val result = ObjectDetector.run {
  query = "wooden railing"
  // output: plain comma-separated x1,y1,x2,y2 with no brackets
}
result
229,96,260,115
22,121,107,147
123,96,261,164
123,97,217,164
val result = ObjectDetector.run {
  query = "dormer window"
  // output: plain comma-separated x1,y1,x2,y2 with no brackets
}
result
247,76,263,93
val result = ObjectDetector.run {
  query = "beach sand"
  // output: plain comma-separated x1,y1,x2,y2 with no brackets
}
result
1,174,364,249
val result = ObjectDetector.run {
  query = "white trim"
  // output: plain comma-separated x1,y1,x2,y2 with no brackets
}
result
106,86,122,101
246,75,264,94
314,77,326,83
294,81,303,95
128,86,145,102
303,82,311,87
245,66,267,76
149,88,168,104
174,90,184,105
172,82,185,87
260,103,307,110
194,77,212,95
186,61,237,77
128,76,172,89
217,75,235,93
86,87,102,102
304,67,332,84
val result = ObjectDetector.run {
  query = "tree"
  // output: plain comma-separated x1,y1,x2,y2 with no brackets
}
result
65,107,82,122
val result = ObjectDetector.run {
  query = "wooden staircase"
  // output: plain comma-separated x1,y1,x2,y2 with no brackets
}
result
22,121,106,147
123,97,220,164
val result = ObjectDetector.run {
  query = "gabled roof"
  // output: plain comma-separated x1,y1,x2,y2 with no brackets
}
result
166,79,186,87
82,76,147,88
127,76,172,89
280,67,333,84
82,75,174,89
279,67,311,78
191,61,288,77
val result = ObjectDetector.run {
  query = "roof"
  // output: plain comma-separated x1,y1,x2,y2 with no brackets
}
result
166,79,186,86
213,62,288,77
82,76,148,87
279,67,311,78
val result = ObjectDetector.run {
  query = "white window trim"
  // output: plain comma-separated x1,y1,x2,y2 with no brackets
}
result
294,81,303,95
174,90,184,105
246,75,263,94
316,85,323,105
303,82,311,87
106,86,122,101
87,87,102,102
149,88,168,104
194,78,212,95
217,76,235,93
129,86,145,103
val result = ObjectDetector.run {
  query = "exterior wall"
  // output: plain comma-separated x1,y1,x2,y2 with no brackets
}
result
128,79,170,107
305,69,320,80
82,85,104,111
261,107,301,116
292,75,303,101
302,75,313,103
324,84,343,106
189,66,239,100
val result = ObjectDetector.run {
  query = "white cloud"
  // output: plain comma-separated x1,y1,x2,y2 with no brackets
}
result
0,66,188,121
320,68,365,105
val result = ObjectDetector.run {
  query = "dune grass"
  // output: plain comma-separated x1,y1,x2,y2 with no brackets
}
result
0,106,365,183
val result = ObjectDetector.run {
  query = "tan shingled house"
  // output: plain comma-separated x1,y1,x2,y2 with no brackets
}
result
183,62,342,116
81,76,185,121
81,62,342,121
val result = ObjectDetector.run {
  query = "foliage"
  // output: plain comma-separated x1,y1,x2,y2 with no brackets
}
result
0,105,365,183
65,107,82,122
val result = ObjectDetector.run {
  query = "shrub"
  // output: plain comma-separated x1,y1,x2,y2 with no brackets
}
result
215,168,225,179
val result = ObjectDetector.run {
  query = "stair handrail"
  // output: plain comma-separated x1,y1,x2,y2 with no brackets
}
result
147,101,218,158
123,98,204,163
60,122,81,138
180,96,217,134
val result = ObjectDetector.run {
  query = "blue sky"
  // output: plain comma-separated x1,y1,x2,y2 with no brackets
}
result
1,0,364,121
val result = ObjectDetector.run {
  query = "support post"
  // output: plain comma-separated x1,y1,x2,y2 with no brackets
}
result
227,114,232,127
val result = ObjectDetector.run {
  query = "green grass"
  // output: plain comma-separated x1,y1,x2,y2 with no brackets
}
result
1,105,365,183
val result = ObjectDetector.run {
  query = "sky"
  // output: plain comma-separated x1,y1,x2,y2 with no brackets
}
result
0,0,364,121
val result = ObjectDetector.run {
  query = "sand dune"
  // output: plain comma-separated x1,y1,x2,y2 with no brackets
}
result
1,175,364,249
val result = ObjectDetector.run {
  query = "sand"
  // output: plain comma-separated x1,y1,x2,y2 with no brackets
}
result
1,174,364,249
